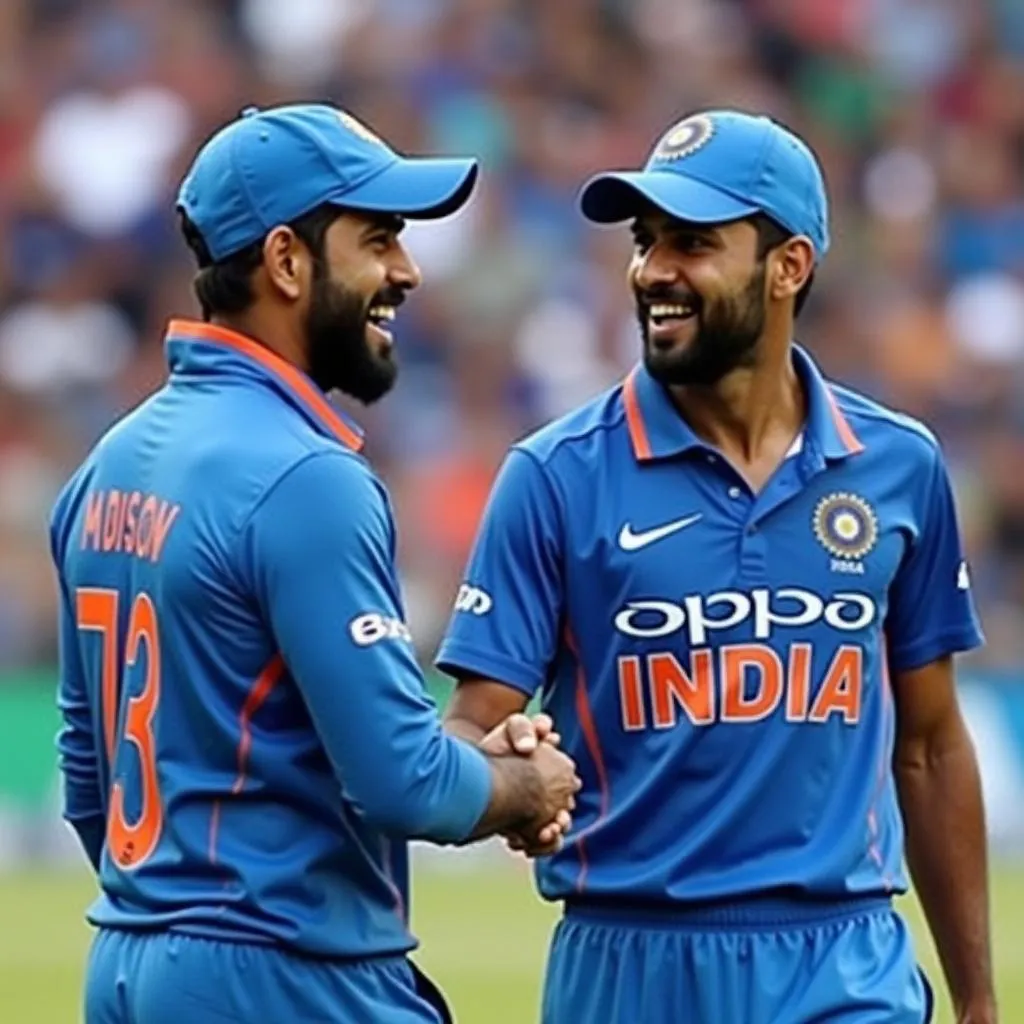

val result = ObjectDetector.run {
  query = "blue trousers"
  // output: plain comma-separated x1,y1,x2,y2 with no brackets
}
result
85,929,451,1023
542,896,934,1023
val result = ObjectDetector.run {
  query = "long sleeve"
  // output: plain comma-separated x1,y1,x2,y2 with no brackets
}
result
241,451,493,843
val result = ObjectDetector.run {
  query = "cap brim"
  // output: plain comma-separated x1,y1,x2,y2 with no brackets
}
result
580,170,759,225
332,157,479,220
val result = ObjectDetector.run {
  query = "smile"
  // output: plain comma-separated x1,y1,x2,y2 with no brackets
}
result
648,302,696,327
367,305,396,325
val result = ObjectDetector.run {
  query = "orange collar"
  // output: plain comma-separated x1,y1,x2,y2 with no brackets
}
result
165,319,364,453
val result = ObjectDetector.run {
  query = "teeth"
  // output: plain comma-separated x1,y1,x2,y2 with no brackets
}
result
649,303,692,318
368,306,396,322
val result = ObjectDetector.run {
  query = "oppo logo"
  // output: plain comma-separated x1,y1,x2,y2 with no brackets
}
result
613,587,876,645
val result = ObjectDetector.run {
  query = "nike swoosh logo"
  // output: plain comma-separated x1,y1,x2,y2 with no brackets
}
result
618,513,703,551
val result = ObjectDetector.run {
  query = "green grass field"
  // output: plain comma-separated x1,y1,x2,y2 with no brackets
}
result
1,859,1021,1022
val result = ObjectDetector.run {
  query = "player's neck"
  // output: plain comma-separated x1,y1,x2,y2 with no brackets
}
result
210,312,310,377
667,338,804,490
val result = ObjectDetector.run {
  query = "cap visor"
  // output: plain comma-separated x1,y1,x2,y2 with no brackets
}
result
332,157,478,220
580,171,759,225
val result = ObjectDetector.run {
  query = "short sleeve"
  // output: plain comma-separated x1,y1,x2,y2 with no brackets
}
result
435,448,564,696
885,446,984,671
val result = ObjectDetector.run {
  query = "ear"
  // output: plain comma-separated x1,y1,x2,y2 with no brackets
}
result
262,226,309,303
771,236,815,305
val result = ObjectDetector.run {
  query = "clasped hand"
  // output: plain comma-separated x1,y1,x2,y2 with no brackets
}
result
479,713,580,858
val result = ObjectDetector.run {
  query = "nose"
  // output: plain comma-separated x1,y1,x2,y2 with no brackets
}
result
389,242,422,292
631,241,680,294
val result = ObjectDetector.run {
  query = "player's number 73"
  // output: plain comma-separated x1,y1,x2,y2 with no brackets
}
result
75,587,164,870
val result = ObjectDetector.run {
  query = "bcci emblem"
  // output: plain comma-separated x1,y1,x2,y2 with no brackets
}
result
652,115,715,162
813,492,877,570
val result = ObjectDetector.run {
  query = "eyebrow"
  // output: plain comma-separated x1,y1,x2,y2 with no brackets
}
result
667,220,718,237
362,214,406,237
631,218,719,238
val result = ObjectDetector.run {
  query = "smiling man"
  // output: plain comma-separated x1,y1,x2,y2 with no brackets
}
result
437,110,995,1023
49,103,581,1024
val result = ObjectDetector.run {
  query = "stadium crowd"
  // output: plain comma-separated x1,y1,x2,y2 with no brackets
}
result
1,0,1023,673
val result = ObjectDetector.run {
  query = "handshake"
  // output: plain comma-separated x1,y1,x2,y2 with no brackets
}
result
477,713,581,858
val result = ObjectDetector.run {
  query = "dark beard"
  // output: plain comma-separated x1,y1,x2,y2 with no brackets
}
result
639,262,767,387
305,266,399,404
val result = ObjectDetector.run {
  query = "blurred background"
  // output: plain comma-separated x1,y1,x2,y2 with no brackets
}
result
0,0,1023,1020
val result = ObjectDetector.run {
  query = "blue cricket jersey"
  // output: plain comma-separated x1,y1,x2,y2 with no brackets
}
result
50,318,492,958
437,345,983,906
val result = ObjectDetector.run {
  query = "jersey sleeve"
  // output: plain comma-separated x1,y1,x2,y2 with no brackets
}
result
435,447,564,697
50,500,105,872
885,444,984,671
242,452,492,844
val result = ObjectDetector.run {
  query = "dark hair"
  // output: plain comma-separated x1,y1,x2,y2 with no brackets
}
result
750,212,815,318
178,204,344,320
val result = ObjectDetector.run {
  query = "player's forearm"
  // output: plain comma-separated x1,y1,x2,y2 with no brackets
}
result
353,730,493,844
895,722,995,1016
464,755,546,841
356,734,548,846
282,627,494,843
442,676,531,745
443,714,489,745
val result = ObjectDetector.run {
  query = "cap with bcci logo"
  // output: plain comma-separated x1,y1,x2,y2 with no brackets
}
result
580,110,830,260
177,103,479,261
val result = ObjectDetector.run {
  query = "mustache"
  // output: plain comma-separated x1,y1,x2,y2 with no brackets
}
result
634,287,702,311
367,285,407,310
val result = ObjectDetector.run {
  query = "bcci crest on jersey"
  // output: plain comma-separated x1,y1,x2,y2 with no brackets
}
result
813,492,877,574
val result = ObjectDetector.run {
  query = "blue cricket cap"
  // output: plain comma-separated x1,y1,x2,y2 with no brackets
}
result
177,103,479,262
580,110,830,261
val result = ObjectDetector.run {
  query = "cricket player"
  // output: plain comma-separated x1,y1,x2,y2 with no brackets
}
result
50,103,579,1024
438,110,996,1023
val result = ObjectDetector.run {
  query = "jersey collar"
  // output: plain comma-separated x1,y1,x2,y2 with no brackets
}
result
164,319,365,453
622,344,863,464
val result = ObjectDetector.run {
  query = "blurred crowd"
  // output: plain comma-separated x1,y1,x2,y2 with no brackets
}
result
1,0,1023,674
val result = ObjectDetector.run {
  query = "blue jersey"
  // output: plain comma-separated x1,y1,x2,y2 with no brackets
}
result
436,345,983,905
50,319,491,959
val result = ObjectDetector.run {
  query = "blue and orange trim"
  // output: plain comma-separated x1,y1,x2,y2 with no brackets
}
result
564,627,611,893
167,319,364,453
208,653,286,865
622,363,865,462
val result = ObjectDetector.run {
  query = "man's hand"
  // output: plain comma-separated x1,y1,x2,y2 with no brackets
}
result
479,712,560,757
480,713,575,856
